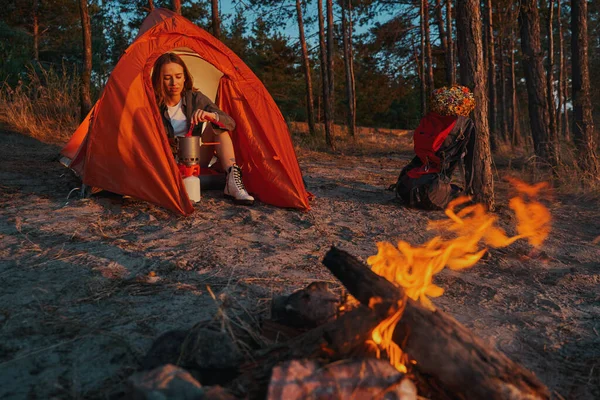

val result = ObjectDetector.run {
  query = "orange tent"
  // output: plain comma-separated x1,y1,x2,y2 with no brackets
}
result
60,8,310,215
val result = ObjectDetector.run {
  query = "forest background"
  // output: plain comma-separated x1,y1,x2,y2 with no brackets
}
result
1,0,600,201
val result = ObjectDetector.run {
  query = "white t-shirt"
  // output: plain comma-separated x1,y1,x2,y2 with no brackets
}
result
167,100,189,137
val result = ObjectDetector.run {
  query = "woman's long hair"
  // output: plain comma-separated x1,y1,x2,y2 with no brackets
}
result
152,52,194,107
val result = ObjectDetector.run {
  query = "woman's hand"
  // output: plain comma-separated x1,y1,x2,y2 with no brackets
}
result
191,110,217,126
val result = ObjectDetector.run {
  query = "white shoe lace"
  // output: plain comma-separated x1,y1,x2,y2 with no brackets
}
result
232,166,245,192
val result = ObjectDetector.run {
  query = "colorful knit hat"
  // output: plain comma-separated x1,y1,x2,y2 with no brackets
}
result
430,85,475,117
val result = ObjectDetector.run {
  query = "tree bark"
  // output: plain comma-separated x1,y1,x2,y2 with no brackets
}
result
341,0,356,137
322,247,550,400
424,0,435,92
571,0,600,175
456,0,495,209
172,0,181,15
434,0,447,57
546,0,559,163
498,10,508,142
509,9,521,147
326,0,335,140
485,0,497,146
211,0,221,39
519,0,557,165
296,0,316,136
419,0,427,113
557,0,570,142
147,0,154,12
78,0,92,121
348,1,356,136
318,0,335,150
446,0,455,85
33,0,39,61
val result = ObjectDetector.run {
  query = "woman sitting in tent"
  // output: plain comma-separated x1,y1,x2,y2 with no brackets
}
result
152,52,254,206
393,85,476,210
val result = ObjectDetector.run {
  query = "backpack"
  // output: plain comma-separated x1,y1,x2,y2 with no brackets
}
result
393,114,475,210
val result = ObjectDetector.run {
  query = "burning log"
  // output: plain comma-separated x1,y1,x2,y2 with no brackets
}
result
323,246,550,400
231,283,404,398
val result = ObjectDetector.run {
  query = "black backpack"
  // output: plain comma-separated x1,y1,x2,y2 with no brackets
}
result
392,117,475,210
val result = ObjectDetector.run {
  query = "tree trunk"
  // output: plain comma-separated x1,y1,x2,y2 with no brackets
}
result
147,0,154,12
557,0,570,142
211,0,221,39
456,0,495,209
296,0,316,136
78,0,92,121
33,0,39,61
519,0,558,165
419,0,427,114
571,0,600,175
326,0,335,136
546,0,559,163
509,7,521,148
498,10,508,143
172,0,181,15
424,0,435,92
446,0,455,85
341,0,356,137
348,1,356,136
485,0,498,146
318,0,335,150
434,0,447,55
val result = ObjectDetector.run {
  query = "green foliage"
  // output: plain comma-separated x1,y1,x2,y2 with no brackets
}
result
246,18,306,120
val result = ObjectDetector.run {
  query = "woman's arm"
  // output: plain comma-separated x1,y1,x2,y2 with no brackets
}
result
189,91,236,133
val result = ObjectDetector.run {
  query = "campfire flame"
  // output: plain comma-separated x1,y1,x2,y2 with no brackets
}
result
366,178,552,372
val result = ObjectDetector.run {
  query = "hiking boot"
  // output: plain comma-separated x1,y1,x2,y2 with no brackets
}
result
224,164,254,205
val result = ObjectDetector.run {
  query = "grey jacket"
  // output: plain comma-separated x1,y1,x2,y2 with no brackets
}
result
160,90,236,137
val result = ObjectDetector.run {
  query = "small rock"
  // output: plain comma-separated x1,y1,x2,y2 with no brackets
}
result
127,364,204,400
271,282,340,328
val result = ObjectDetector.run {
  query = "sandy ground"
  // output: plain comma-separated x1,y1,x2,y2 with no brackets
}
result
0,123,599,399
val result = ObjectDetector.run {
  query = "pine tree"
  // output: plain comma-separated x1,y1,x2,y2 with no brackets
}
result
456,0,495,209
571,0,600,176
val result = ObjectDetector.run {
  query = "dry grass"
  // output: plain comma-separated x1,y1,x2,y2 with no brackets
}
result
0,63,80,144
289,121,411,155
493,141,600,199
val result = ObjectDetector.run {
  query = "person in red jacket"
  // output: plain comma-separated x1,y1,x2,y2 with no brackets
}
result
152,52,254,205
393,85,476,210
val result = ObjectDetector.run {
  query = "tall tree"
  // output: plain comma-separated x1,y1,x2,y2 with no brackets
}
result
423,0,435,92
172,0,181,15
318,0,335,149
485,0,497,143
434,0,447,61
326,0,335,131
78,0,92,121
296,0,316,136
557,0,570,142
212,0,221,38
519,0,557,166
32,0,39,61
546,0,558,161
341,0,356,136
509,11,521,147
571,0,600,175
456,0,495,209
445,0,455,84
419,0,427,113
498,9,508,141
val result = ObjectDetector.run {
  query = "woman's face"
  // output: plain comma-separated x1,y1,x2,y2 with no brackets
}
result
161,62,185,98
